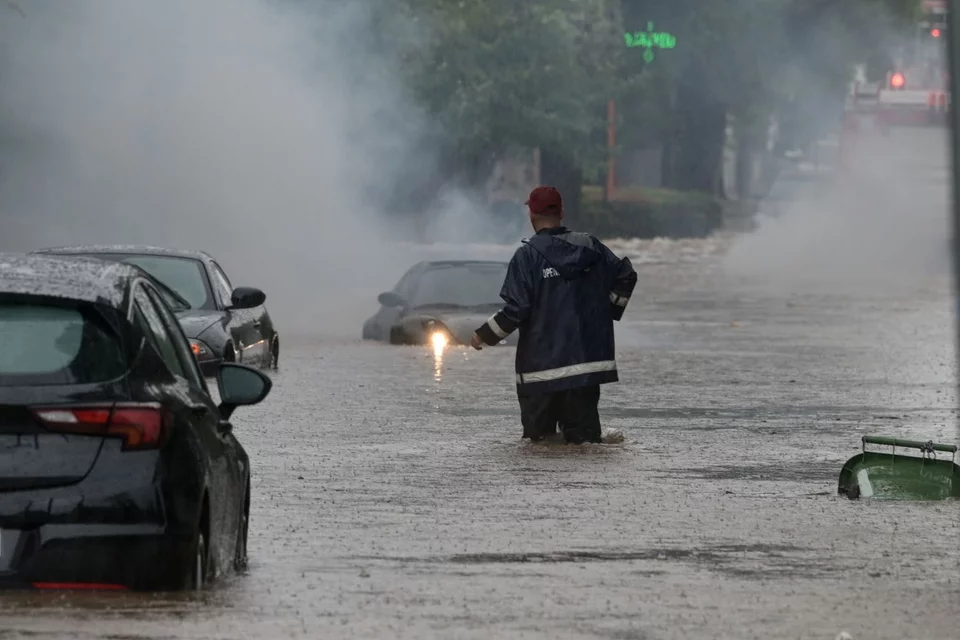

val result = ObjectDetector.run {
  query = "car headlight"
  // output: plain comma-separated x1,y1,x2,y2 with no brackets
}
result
190,339,215,360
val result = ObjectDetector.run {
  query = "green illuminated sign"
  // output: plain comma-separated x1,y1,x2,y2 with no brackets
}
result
624,22,677,62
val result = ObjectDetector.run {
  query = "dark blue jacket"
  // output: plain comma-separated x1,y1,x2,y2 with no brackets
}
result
475,226,638,395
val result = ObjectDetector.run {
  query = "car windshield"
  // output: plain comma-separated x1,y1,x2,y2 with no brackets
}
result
95,254,214,310
0,299,126,386
409,264,508,308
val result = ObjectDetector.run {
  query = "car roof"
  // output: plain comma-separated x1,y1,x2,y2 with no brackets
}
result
0,252,144,307
34,244,213,262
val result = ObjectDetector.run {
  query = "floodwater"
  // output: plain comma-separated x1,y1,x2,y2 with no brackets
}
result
3,130,960,639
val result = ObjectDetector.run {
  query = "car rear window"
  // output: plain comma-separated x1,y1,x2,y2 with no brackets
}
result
0,301,127,386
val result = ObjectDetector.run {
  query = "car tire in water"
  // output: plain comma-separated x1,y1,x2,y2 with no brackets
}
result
184,502,212,591
223,343,236,364
193,531,207,590
270,335,279,370
185,526,210,591
235,485,250,571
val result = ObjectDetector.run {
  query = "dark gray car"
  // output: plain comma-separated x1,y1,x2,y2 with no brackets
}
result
0,252,272,590
34,245,279,377
362,260,517,346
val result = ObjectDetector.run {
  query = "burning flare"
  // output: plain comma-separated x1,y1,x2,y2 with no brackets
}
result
430,331,448,357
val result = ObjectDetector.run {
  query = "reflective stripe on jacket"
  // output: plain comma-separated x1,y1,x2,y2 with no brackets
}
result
475,226,638,395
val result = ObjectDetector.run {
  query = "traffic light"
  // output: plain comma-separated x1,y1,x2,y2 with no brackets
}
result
927,22,947,38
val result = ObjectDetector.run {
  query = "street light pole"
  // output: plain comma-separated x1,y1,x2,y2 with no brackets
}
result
606,100,616,201
947,4,960,445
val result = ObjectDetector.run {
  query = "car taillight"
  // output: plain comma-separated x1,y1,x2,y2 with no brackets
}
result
33,582,129,591
31,403,166,451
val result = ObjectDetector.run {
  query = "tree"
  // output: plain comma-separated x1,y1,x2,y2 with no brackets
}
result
619,0,925,196
373,0,928,206
391,0,627,217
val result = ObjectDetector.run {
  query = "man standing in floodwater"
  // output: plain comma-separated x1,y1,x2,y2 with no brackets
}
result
470,186,638,444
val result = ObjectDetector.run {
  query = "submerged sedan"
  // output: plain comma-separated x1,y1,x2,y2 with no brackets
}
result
362,260,516,349
0,253,271,590
35,245,279,376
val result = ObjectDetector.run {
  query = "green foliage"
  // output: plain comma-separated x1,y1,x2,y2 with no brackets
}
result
391,0,627,177
378,0,927,214
580,185,723,238
621,0,924,117
615,0,926,193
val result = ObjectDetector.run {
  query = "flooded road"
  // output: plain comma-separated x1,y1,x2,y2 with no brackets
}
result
3,130,960,639
3,240,960,639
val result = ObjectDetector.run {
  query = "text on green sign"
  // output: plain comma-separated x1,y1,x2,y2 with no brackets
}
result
624,22,677,55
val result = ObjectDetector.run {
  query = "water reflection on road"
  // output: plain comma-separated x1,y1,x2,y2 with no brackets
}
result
3,223,959,639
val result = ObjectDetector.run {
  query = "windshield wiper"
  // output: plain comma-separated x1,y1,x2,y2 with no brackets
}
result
151,278,191,311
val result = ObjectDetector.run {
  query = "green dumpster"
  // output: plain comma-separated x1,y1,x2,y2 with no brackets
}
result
837,436,960,500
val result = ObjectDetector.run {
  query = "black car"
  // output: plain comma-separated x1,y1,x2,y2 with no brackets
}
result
34,245,279,377
362,260,517,347
0,253,271,591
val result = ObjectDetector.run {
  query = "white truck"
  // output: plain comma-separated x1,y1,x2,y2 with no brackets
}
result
847,0,949,129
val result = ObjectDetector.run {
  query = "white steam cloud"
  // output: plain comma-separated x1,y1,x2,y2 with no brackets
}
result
717,7,952,297
721,126,951,296
0,0,514,338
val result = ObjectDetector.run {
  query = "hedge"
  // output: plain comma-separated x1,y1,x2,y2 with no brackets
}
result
578,186,724,239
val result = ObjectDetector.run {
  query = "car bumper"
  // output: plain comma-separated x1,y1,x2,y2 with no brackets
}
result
0,524,190,591
0,443,201,591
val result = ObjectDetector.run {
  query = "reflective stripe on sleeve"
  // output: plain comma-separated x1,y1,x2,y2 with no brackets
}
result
516,360,617,384
609,292,629,307
485,315,509,339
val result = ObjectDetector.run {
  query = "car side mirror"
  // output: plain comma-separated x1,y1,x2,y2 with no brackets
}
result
229,286,266,310
377,291,407,308
217,363,272,421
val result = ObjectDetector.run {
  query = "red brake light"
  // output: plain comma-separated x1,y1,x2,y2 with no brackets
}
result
33,582,128,591
890,72,905,89
32,404,166,450
932,28,941,38
109,408,164,449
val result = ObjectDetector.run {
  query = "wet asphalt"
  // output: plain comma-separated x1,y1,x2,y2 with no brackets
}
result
2,130,960,639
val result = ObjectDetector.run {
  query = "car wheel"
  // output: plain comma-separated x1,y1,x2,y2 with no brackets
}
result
193,531,207,590
269,335,279,370
235,485,250,571
223,343,236,363
187,526,210,591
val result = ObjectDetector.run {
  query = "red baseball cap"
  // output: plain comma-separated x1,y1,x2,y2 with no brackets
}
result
525,186,563,216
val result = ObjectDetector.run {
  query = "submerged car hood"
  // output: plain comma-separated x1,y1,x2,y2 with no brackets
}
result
414,306,517,345
175,309,224,338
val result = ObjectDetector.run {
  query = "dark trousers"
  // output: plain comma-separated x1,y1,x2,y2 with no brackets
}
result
518,385,602,444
